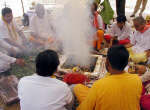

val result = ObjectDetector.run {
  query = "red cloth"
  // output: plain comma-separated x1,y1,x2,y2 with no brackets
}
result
93,11,99,29
119,38,130,45
140,25,150,33
104,34,111,42
141,95,150,110
104,35,130,45
63,73,90,85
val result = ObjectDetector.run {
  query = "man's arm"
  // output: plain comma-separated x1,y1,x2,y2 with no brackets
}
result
4,38,24,49
77,84,98,110
65,86,74,110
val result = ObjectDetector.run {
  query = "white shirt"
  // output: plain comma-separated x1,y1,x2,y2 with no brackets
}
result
97,15,104,30
109,22,133,40
0,18,19,39
30,13,53,39
18,74,73,110
0,18,21,52
0,52,16,73
131,28,150,53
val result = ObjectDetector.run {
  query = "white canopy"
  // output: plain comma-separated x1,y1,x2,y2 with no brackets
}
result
0,0,150,17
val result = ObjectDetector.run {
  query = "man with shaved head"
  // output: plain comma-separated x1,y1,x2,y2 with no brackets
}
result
125,16,150,63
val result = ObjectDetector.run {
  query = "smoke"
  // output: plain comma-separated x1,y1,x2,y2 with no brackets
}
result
52,0,95,66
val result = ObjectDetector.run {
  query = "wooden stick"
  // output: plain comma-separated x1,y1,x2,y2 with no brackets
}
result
20,0,25,14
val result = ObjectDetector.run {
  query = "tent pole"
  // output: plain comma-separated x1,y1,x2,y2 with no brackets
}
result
20,0,25,14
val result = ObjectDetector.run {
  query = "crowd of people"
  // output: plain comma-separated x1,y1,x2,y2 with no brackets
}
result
0,1,150,110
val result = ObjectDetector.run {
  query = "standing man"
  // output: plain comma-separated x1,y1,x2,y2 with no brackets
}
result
91,2,105,51
130,0,148,17
116,0,126,16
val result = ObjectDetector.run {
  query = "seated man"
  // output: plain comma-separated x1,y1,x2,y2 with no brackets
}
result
91,2,105,51
74,45,142,110
0,7,27,56
105,15,133,45
125,16,150,63
18,50,73,110
30,4,54,48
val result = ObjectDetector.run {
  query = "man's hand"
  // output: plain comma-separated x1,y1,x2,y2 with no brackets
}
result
15,59,25,66
125,43,133,48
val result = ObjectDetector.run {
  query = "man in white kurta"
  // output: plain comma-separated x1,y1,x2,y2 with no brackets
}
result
0,7,26,56
0,52,16,73
106,16,133,45
18,50,73,110
126,16,150,63
30,4,54,48
110,22,133,41
0,52,25,74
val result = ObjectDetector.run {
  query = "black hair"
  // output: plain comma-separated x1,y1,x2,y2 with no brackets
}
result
93,2,98,11
117,15,127,23
107,45,129,71
2,7,12,17
36,50,60,77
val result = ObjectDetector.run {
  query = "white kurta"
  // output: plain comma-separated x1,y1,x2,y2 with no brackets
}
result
131,28,150,53
109,22,133,40
0,18,21,54
18,74,73,110
0,52,16,73
30,13,53,39
97,14,104,30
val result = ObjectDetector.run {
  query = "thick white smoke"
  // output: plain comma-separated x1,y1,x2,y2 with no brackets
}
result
52,0,95,66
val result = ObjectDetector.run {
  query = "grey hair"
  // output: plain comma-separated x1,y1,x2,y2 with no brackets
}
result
133,16,146,25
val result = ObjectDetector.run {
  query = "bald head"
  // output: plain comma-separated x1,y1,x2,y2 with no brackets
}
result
133,16,146,32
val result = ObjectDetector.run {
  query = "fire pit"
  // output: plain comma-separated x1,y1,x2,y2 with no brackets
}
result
59,55,107,78
61,56,98,72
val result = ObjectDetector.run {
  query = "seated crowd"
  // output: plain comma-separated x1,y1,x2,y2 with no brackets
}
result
1,2,150,110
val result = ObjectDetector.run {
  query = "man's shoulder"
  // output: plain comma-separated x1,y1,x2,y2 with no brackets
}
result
52,78,68,87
